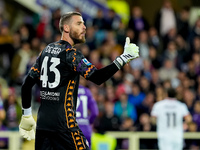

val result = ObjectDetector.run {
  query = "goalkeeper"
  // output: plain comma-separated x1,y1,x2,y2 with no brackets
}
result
19,11,139,150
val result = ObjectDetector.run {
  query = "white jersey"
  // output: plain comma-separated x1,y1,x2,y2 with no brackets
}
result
151,98,189,139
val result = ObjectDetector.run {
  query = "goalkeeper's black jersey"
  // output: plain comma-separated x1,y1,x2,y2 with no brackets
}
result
29,40,98,132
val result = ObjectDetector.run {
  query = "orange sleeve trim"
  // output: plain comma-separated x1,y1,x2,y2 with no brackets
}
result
66,48,70,51
84,65,94,78
31,67,40,73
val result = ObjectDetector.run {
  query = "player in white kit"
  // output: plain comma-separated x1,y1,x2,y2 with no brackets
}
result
151,88,191,150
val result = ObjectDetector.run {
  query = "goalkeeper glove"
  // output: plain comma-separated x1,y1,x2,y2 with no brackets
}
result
114,37,139,69
19,108,36,141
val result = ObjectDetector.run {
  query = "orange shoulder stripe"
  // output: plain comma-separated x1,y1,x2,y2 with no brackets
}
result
31,67,40,73
84,65,94,78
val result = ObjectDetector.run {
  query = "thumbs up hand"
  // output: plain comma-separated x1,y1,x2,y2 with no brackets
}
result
114,37,139,69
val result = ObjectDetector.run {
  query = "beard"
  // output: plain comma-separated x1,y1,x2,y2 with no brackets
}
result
69,29,86,45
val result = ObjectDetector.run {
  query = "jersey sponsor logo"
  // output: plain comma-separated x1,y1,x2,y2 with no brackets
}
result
40,91,60,101
82,58,92,66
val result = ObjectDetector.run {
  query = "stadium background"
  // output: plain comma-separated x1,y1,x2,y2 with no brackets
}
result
0,0,200,149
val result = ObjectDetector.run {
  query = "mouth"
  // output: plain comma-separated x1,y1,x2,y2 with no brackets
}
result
81,31,86,36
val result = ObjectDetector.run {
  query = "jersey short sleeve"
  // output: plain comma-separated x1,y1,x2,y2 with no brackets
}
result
151,102,159,117
66,48,97,79
181,103,189,117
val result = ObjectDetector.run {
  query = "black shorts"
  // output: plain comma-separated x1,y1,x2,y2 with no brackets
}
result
35,129,90,150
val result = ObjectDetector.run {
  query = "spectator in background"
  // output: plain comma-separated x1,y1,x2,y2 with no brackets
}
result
31,37,41,54
142,59,152,80
105,85,118,102
177,6,190,40
114,91,137,122
162,41,178,67
155,0,177,37
76,77,99,147
148,46,162,69
120,117,135,149
51,8,61,36
139,76,151,94
148,27,163,54
196,85,200,101
192,101,200,131
192,36,200,54
0,96,8,149
36,5,52,38
105,9,120,31
137,92,155,116
10,42,32,85
151,88,191,150
41,28,53,44
189,18,200,51
85,26,96,50
0,23,15,76
12,32,21,51
150,69,161,90
155,85,166,102
137,113,155,132
115,73,134,96
92,9,106,31
96,101,121,132
125,28,136,44
89,50,103,69
3,87,21,131
175,35,189,69
128,6,149,41
137,113,157,149
192,53,200,76
128,83,145,108
185,122,199,150
185,60,198,90
92,102,118,150
19,24,32,43
158,59,179,82
162,27,177,49
110,70,123,87
137,30,149,59
116,21,126,47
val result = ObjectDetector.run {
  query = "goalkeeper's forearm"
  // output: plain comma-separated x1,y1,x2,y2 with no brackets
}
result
21,75,37,109
87,62,121,85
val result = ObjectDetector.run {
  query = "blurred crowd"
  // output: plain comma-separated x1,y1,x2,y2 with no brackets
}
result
0,0,200,149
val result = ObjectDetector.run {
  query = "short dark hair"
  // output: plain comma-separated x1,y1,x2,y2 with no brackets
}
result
59,12,82,33
167,88,176,98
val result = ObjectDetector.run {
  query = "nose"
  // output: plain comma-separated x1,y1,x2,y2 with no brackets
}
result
83,24,86,30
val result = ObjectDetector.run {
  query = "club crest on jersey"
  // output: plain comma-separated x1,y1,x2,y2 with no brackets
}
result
82,58,92,66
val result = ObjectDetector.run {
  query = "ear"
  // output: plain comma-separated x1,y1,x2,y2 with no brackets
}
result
63,24,69,33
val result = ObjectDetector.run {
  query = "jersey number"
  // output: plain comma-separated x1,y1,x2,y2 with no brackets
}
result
40,56,60,88
166,112,176,128
76,95,88,118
